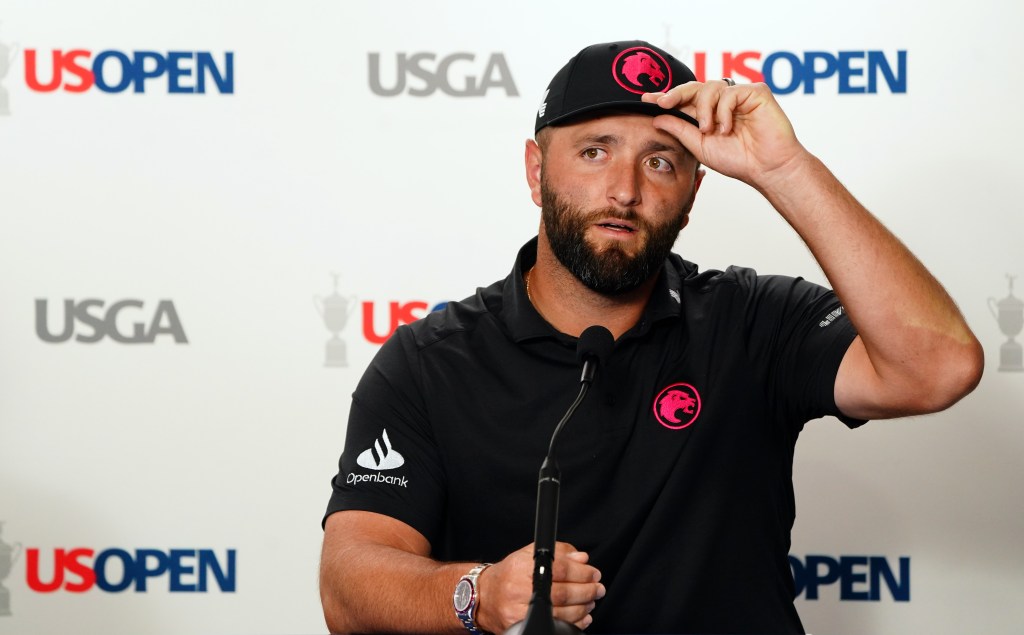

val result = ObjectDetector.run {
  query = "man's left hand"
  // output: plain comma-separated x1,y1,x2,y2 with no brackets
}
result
642,81,808,190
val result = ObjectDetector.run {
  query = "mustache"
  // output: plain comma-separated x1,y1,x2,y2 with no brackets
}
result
579,207,646,227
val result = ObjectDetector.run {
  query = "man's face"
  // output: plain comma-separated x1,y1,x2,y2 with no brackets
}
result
531,113,702,295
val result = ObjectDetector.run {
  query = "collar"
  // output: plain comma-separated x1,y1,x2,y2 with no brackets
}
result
501,237,686,344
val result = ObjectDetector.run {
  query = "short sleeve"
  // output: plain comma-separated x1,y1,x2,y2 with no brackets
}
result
738,271,865,429
322,325,447,544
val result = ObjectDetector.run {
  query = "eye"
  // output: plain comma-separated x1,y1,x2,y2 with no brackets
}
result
646,156,674,173
581,147,606,160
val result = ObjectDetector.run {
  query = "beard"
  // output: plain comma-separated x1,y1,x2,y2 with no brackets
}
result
540,181,689,295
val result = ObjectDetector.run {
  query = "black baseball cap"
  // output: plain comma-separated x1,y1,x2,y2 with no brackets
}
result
535,40,699,134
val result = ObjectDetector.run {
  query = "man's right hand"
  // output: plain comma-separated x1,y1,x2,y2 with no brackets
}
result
320,512,604,634
476,541,605,633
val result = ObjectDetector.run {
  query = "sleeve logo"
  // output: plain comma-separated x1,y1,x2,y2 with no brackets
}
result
356,429,405,470
819,306,844,328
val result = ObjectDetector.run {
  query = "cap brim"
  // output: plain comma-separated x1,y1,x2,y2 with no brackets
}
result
537,101,698,133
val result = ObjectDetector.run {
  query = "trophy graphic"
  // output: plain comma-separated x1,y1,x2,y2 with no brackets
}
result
0,26,18,116
0,521,22,616
314,273,357,367
988,274,1024,372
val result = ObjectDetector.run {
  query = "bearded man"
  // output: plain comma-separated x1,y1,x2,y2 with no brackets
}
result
319,40,982,635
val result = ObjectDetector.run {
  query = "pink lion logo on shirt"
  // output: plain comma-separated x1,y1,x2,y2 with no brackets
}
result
653,383,702,430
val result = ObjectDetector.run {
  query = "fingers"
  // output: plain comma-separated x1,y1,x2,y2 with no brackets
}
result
551,542,605,629
550,575,603,631
554,600,597,630
552,545,602,584
715,88,740,134
476,543,604,633
644,80,804,185
551,579,605,607
644,79,740,134
646,113,705,167
694,80,739,134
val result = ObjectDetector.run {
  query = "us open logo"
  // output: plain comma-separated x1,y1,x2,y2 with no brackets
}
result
653,382,702,430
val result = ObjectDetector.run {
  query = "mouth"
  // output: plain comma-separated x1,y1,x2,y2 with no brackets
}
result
596,219,637,234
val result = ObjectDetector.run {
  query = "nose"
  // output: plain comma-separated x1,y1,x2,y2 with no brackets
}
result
607,162,641,208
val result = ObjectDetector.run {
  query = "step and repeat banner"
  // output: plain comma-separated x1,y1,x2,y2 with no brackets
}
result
1,1,1021,633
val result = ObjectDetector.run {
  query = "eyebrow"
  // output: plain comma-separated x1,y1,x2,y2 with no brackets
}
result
573,134,684,155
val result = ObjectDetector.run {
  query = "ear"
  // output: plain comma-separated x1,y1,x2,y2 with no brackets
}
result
525,138,543,208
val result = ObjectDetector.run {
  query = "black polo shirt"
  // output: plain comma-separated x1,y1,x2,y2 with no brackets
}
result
325,238,862,634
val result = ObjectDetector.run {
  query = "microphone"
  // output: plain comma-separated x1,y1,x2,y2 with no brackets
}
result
577,325,614,386
504,325,614,635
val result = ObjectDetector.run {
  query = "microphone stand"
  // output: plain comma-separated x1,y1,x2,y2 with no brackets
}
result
504,351,601,635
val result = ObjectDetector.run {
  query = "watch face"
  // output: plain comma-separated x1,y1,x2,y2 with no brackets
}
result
454,579,473,612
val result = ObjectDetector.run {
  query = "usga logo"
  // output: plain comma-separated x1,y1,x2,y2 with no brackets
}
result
35,299,187,344
368,52,518,97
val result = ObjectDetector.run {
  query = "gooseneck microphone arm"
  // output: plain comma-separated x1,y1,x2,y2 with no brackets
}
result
504,325,614,635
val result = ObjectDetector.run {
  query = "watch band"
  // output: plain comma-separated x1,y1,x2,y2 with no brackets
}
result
453,563,492,634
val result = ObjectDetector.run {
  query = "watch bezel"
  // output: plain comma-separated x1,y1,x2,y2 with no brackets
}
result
453,577,475,612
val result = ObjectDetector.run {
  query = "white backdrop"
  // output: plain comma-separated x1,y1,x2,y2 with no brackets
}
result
1,1,1022,633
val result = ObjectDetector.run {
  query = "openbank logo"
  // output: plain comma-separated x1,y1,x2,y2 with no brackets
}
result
36,299,188,344
349,429,409,488
369,52,518,97
356,429,405,470
790,554,909,602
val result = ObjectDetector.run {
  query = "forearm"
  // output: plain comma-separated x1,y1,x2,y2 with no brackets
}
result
320,540,469,635
320,512,602,634
757,152,982,410
647,80,982,413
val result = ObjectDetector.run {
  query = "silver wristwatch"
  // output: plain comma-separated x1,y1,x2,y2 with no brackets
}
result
453,563,492,634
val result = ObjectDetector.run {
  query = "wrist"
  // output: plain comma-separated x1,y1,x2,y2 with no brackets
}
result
755,145,814,188
453,563,493,634
755,150,832,216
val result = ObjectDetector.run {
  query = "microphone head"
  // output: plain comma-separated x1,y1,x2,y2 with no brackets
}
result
576,325,614,366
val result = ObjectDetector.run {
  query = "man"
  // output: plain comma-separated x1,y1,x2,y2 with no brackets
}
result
320,40,982,634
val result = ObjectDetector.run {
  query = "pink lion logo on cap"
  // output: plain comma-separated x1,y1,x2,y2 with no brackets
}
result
653,382,702,430
613,47,672,94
